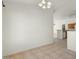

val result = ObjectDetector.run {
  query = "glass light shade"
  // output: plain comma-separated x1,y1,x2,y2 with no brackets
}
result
42,0,46,4
42,6,46,9
47,5,51,8
38,3,43,7
47,2,51,5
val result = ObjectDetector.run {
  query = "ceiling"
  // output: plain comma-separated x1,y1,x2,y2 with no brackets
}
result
3,0,76,19
54,0,76,19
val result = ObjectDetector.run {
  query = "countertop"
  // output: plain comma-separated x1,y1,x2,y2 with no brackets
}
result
66,30,76,31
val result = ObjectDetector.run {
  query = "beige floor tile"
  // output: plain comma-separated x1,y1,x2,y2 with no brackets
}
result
4,39,76,59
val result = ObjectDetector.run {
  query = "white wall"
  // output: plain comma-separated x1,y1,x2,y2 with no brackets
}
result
3,3,54,56
53,16,76,38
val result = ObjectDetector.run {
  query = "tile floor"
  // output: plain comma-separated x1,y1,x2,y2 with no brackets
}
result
4,39,76,59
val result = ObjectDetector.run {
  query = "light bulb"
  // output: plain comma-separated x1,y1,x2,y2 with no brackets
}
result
47,5,51,8
42,6,46,9
38,3,43,7
47,2,51,5
42,0,46,4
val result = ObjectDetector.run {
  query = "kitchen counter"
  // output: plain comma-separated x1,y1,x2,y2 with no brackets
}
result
66,30,76,31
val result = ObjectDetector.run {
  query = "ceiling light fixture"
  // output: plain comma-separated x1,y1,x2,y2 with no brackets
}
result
38,0,52,9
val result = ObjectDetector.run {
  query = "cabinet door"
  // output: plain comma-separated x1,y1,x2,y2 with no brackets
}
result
67,31,76,51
